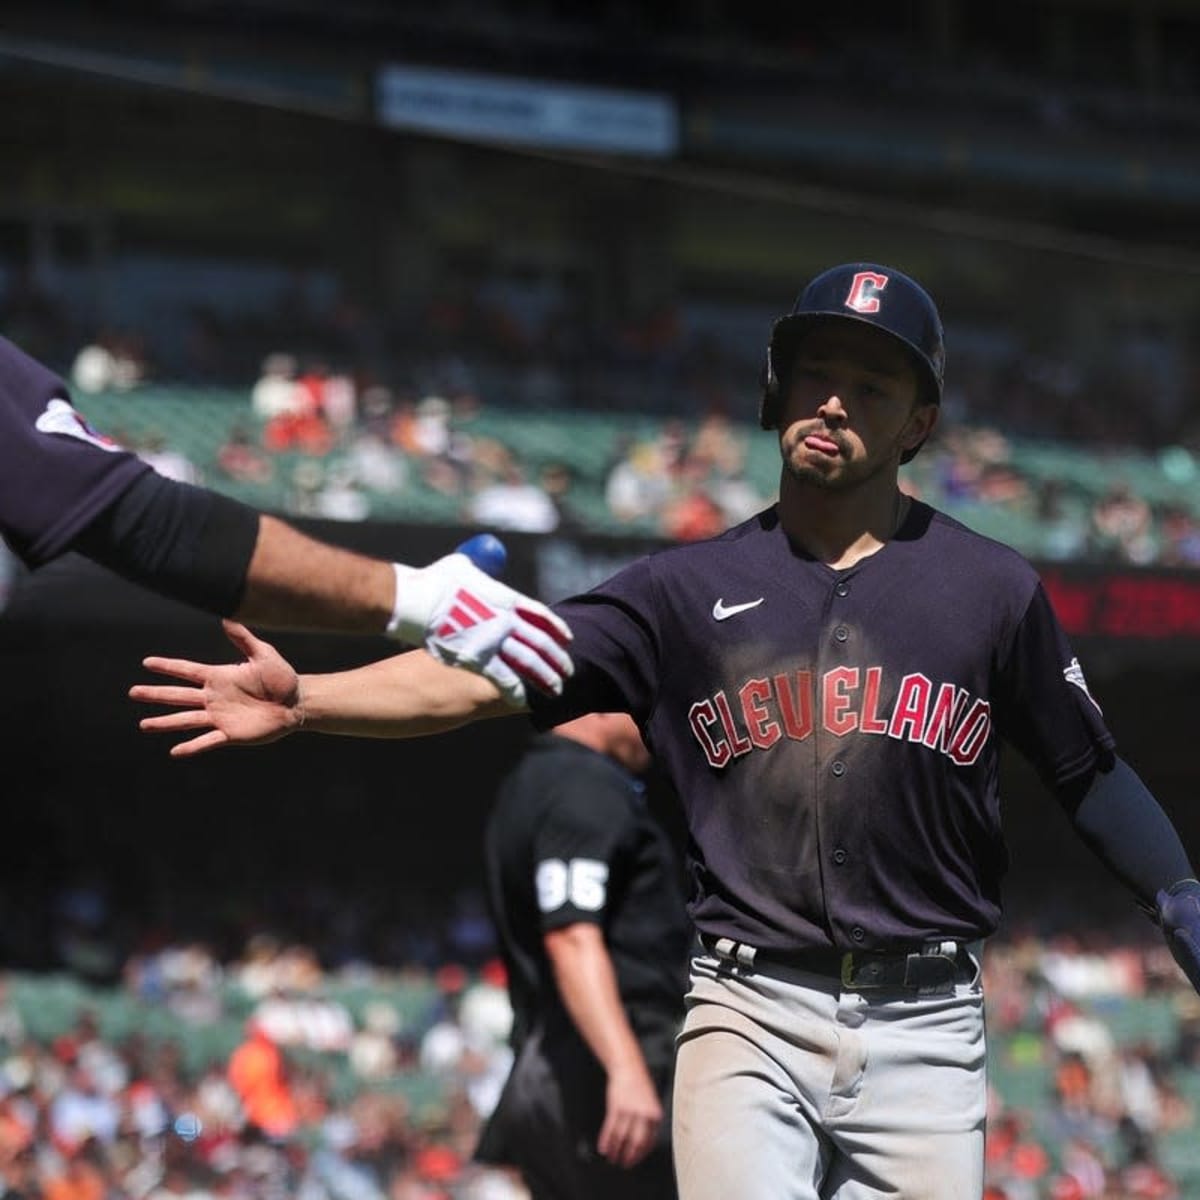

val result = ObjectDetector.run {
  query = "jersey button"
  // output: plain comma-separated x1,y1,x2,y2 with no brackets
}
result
835,583,850,598
833,848,847,865
834,626,849,643
851,927,865,942
831,761,846,777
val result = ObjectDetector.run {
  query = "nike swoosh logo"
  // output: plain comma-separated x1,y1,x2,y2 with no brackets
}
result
712,597,764,621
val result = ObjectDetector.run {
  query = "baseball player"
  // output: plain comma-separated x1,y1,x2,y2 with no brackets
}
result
475,712,689,1199
0,331,571,703
132,263,1200,1199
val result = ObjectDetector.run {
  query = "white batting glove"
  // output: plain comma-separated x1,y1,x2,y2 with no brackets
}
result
387,555,574,706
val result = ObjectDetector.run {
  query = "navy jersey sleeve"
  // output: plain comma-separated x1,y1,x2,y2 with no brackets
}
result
992,582,1116,791
532,784,636,934
527,554,662,731
0,336,151,566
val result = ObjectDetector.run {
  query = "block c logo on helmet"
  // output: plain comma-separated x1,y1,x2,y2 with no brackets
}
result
844,271,889,314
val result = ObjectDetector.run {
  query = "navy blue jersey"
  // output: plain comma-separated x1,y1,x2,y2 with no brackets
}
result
0,336,150,567
528,502,1115,954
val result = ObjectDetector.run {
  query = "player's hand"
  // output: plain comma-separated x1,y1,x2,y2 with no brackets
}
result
129,620,302,757
388,553,573,706
597,1061,664,1169
1157,878,1200,994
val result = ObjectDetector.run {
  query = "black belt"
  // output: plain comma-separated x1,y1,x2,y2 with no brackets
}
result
699,935,975,993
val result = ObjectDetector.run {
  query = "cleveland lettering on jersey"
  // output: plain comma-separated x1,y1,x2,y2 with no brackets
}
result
688,666,992,769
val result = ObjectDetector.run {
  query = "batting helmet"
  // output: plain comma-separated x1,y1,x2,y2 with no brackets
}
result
759,263,945,464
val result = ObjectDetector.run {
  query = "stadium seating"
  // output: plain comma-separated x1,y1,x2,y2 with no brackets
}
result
70,386,1199,560
6,965,1199,1189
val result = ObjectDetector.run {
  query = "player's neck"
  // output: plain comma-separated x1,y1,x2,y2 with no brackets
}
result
779,476,909,570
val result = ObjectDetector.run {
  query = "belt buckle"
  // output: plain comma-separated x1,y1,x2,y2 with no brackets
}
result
840,952,856,989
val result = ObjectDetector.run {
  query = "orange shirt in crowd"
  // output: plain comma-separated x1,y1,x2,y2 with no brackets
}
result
227,1022,298,1138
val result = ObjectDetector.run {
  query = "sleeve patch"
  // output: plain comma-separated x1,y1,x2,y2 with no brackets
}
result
1063,657,1103,714
35,398,124,453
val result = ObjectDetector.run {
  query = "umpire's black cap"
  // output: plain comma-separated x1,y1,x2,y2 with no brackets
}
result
759,263,945,463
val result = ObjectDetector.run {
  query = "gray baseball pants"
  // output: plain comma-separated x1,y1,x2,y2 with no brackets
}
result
672,949,986,1200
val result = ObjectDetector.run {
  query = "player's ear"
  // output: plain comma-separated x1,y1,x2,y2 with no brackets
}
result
900,401,939,456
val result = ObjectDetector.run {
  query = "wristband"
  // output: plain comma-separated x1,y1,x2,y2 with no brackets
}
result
386,561,412,639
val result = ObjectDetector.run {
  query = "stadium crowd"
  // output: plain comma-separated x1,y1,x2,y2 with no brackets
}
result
0,896,1194,1199
3,254,1198,568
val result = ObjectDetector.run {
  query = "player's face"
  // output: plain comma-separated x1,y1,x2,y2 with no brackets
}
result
777,321,937,489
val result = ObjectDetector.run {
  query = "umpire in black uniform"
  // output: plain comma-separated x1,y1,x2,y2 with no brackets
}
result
475,712,690,1199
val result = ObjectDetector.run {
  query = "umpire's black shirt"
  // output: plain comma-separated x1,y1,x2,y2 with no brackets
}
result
483,734,690,1053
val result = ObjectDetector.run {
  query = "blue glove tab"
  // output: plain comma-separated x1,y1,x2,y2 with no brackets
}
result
1157,878,1200,994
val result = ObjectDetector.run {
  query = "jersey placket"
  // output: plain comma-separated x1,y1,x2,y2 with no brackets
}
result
814,571,867,949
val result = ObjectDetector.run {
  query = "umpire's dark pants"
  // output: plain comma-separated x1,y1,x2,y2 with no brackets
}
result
475,1017,678,1200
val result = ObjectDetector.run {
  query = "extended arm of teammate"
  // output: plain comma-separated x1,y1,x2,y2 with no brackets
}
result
1061,757,1200,991
131,620,515,756
543,923,664,1169
71,471,571,703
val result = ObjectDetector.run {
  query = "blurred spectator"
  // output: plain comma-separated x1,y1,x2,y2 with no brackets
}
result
404,396,477,498
227,1018,298,1140
0,1143,39,1200
215,424,275,486
468,457,559,534
1118,1042,1165,1136
410,396,453,459
137,433,203,486
1057,1136,1107,1196
253,990,354,1055
346,428,408,495
250,352,301,420
1035,480,1089,562
984,1109,1052,1198
70,331,146,395
262,360,336,455
605,432,677,525
70,340,119,396
1089,482,1156,564
661,478,726,542
0,980,25,1049
312,461,372,522
536,462,585,533
230,938,323,1000
48,1063,120,1155
1115,1118,1179,1199
1171,991,1200,1067
1158,505,1200,567
320,367,358,433
347,1001,401,1082
286,459,327,516
41,1138,110,1200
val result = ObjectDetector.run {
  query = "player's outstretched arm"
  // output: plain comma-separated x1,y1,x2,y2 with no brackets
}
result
1065,757,1200,993
130,619,517,758
216,516,574,705
75,476,573,704
8,334,570,699
1157,880,1200,993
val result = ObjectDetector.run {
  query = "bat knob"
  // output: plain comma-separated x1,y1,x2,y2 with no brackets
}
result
456,533,508,579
